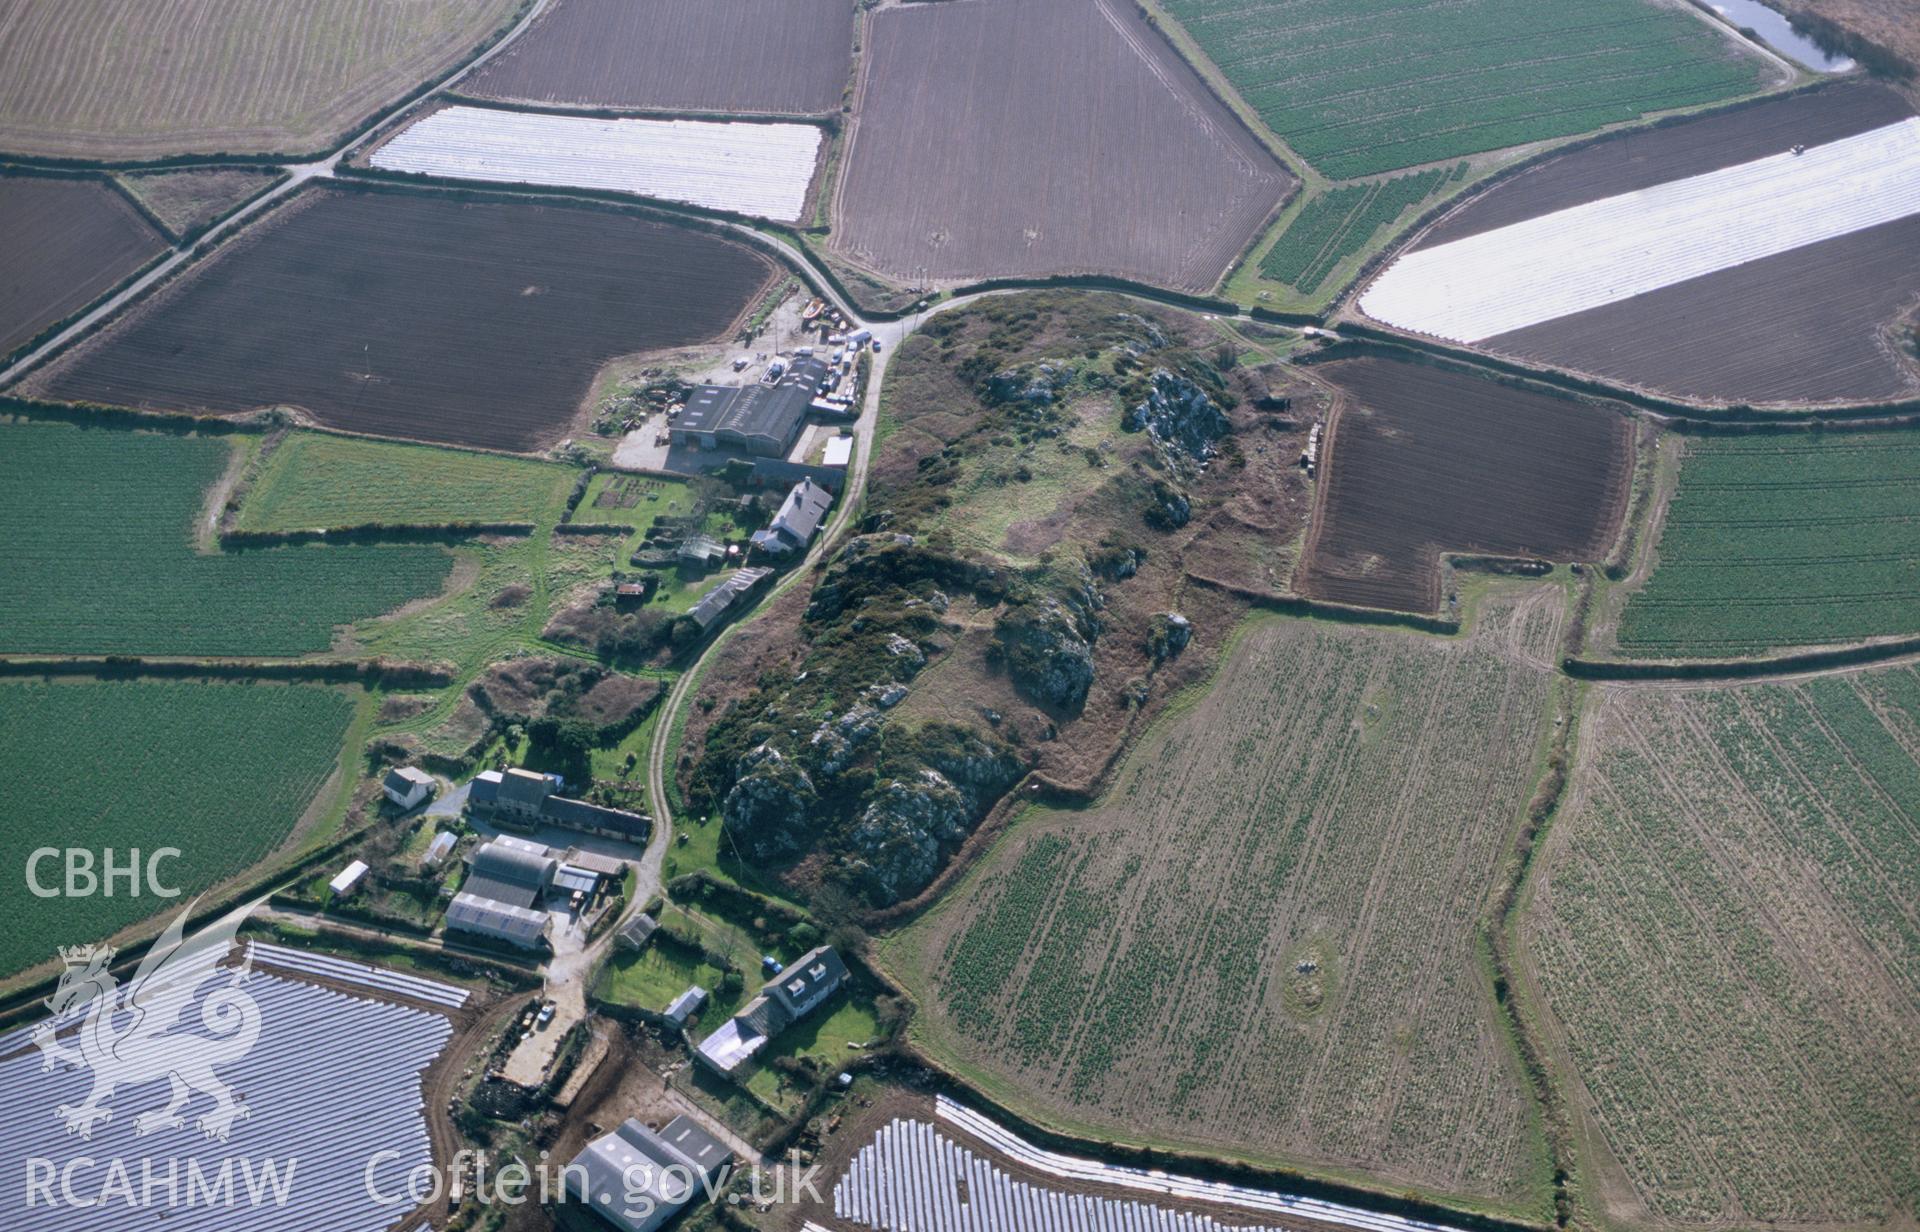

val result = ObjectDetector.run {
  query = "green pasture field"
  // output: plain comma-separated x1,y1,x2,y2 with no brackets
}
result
1159,0,1764,178
0,679,357,980
1524,671,1920,1224
1618,432,1920,655
0,422,452,656
236,432,575,532
596,941,740,1020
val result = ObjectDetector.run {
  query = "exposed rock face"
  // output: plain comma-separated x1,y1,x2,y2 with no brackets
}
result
721,744,817,860
1149,612,1192,663
807,705,883,776
995,597,1097,712
1146,479,1191,530
985,362,1077,407
1126,369,1229,470
841,725,1023,900
885,633,926,675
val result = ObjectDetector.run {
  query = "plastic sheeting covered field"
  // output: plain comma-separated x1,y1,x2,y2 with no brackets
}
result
0,973,451,1231
1362,118,1920,342
373,106,821,221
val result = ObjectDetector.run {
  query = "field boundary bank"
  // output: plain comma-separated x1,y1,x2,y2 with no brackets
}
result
1564,635,1920,681
0,656,454,688
1186,570,1464,634
0,0,540,172
433,91,842,129
1310,331,1920,426
221,521,534,547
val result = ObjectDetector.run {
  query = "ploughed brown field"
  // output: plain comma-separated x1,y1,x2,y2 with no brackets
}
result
1402,83,1920,405
0,173,165,362
1300,357,1632,614
32,185,774,452
831,0,1290,293
461,0,854,116
1488,213,1920,404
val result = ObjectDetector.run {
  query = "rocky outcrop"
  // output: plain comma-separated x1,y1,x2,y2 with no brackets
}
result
1126,369,1229,472
1146,479,1191,530
840,723,1024,900
721,745,817,860
985,362,1077,407
1149,612,1192,663
807,704,883,776
995,597,1097,712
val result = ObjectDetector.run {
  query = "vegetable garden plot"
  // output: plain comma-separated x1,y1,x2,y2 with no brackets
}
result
373,105,822,221
0,173,164,361
1617,431,1920,654
1158,0,1764,178
888,611,1557,1209
0,681,355,980
1360,119,1920,343
1525,676,1920,1225
33,186,775,452
831,0,1290,294
1299,358,1631,615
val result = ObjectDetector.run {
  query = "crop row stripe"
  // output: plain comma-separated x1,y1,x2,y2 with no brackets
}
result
1360,118,1920,342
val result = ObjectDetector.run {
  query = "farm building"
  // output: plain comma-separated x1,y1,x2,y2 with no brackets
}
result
446,892,550,949
383,765,436,809
616,912,660,951
672,356,832,456
445,835,557,949
823,435,853,468
329,859,370,898
750,477,832,555
467,768,651,842
565,1114,731,1232
665,984,709,1029
421,829,458,870
695,944,847,1076
688,566,773,631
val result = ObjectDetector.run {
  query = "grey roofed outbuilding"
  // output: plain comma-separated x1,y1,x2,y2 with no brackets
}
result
664,985,708,1028
673,356,832,458
468,769,503,805
688,566,772,631
497,767,559,811
446,892,548,948
384,766,435,792
541,794,650,840
615,913,659,951
564,1115,731,1232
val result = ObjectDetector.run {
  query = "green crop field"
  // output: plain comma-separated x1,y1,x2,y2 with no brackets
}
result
1259,164,1463,293
887,601,1559,1212
1159,0,1763,178
236,432,575,532
1525,672,1920,1225
0,422,452,656
0,680,356,979
1618,432,1920,655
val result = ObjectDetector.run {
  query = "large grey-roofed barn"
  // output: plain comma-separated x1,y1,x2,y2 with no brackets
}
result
462,838,556,909
446,892,549,948
565,1114,731,1232
674,357,830,457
